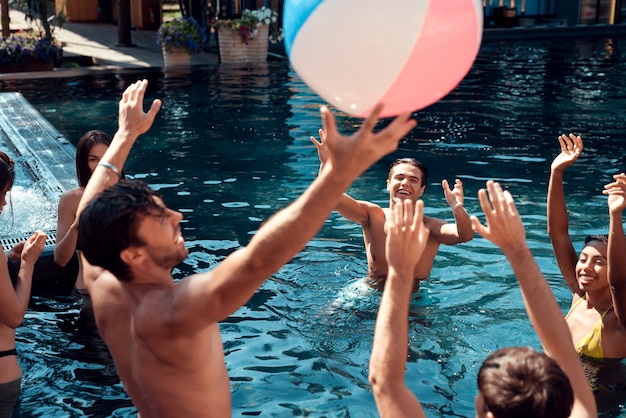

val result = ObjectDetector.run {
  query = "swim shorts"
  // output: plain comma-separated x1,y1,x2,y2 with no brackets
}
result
331,279,432,314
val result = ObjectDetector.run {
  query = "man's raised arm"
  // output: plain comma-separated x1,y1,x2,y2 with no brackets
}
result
74,80,160,288
196,104,416,321
75,79,161,218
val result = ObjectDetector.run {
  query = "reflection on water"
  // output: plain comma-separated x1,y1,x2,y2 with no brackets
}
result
2,35,626,416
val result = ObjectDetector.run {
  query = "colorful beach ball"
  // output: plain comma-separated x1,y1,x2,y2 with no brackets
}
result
282,0,484,118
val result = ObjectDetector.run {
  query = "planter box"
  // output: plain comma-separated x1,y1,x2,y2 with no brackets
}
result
217,24,268,64
162,47,191,68
0,59,54,74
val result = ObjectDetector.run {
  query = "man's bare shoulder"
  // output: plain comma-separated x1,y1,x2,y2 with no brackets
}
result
86,268,125,301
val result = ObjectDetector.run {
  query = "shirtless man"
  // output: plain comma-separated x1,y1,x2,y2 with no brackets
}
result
369,182,597,418
548,133,626,359
312,130,474,292
73,79,416,417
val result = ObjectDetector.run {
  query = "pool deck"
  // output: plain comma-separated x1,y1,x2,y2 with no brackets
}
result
5,8,219,79
5,8,626,79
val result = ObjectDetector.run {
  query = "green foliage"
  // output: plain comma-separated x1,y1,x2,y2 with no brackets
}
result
13,0,65,39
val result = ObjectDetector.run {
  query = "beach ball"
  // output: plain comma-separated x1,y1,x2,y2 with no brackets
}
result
283,0,483,118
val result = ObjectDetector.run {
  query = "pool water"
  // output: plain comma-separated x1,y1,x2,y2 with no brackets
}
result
3,35,626,417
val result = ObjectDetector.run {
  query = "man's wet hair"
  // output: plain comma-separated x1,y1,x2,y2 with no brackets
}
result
78,180,165,282
387,158,428,187
478,346,573,418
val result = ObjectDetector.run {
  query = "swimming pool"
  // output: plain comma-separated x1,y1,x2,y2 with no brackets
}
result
3,35,626,417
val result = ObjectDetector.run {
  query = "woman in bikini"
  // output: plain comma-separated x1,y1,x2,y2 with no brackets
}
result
0,152,47,417
548,133,626,359
54,130,116,295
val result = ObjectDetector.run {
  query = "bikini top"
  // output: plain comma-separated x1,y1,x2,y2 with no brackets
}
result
565,297,614,359
0,348,17,358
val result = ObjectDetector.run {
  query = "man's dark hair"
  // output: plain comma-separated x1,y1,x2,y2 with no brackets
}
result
478,346,574,418
387,158,428,187
78,180,165,282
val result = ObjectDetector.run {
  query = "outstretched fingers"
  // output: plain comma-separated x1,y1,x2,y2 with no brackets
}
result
310,129,326,147
387,199,428,271
319,106,338,142
568,133,583,151
471,188,490,237
603,173,626,192
557,133,583,153
120,79,162,136
472,181,526,253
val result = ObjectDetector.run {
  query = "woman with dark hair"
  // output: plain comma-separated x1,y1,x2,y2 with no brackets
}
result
548,134,626,359
54,130,115,294
0,151,46,418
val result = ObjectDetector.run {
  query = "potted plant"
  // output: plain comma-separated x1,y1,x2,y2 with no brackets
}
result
156,17,208,67
0,33,61,73
211,7,283,64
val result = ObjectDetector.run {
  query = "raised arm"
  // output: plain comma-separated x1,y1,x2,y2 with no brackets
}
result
431,178,474,245
369,198,429,418
184,104,417,324
471,181,596,418
547,133,584,296
603,173,626,328
0,231,46,328
76,80,161,285
311,128,372,225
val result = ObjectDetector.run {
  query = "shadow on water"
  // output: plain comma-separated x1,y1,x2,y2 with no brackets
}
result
2,36,626,416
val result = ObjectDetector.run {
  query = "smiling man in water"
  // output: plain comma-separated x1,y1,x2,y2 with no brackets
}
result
312,130,474,296
72,79,417,417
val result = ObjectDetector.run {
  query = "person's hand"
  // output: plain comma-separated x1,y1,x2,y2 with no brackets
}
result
470,181,527,256
6,241,24,262
310,129,329,165
603,173,626,215
117,79,162,140
318,104,416,178
551,133,583,173
385,199,429,276
442,179,464,209
21,231,47,265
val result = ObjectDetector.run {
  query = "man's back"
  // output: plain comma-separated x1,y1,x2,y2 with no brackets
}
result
88,269,231,418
